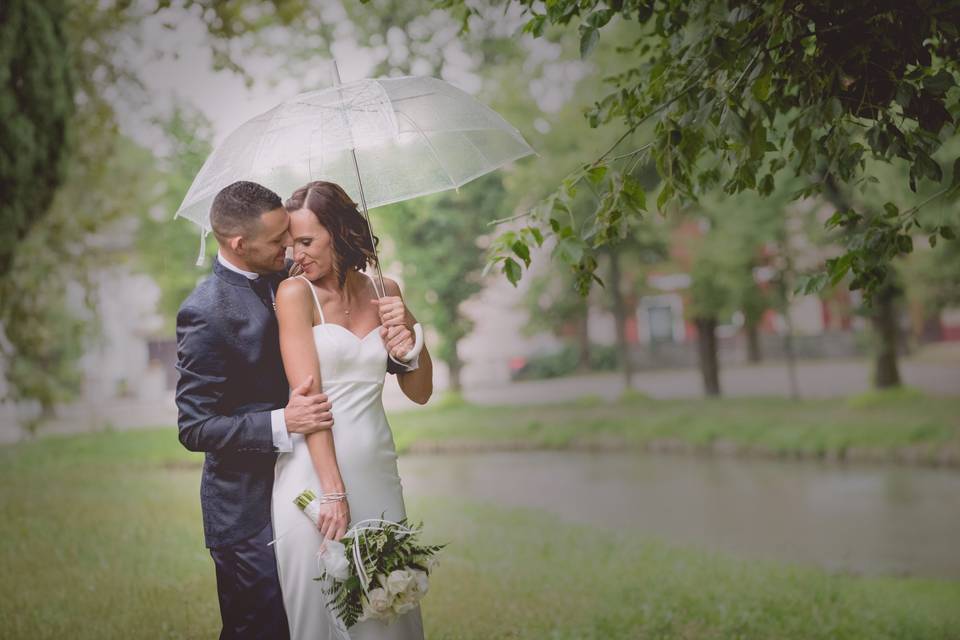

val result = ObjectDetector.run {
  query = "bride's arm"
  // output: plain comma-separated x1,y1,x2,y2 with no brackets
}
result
379,278,433,405
275,278,350,540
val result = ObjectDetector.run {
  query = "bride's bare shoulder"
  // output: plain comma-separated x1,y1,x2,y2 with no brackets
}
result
382,276,402,297
276,276,314,313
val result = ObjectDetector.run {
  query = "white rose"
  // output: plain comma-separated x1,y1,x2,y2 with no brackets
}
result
366,587,392,616
385,569,414,597
408,569,429,598
317,539,351,580
392,592,418,615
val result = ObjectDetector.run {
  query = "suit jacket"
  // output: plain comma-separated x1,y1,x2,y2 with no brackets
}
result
175,259,289,548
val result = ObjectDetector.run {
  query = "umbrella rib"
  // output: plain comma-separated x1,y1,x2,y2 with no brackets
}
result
395,110,457,189
458,131,491,181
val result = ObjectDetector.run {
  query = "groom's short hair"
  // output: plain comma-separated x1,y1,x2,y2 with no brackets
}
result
210,181,283,241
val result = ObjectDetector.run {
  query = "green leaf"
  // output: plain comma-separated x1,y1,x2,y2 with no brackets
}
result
555,237,584,264
530,226,544,246
793,126,811,153
656,183,674,211
621,175,646,211
579,26,599,59
720,107,747,142
751,69,771,102
929,234,938,248
523,14,546,37
952,157,960,187
896,234,913,254
883,202,899,218
941,225,956,240
586,165,607,186
511,240,531,267
796,272,828,295
825,253,855,286
760,173,778,196
922,69,955,96
503,258,521,286
824,211,844,230
481,255,504,278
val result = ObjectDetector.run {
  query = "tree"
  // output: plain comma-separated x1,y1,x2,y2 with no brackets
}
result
0,1,328,422
523,266,594,371
685,224,731,397
0,0,73,277
374,175,506,392
135,108,216,332
454,0,960,301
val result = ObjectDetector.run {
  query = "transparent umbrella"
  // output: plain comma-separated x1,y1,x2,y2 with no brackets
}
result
175,65,535,295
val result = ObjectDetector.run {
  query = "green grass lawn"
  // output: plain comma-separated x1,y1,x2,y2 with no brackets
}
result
2,428,959,639
389,389,960,459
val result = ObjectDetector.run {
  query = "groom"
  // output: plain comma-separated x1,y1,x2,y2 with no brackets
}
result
175,181,334,639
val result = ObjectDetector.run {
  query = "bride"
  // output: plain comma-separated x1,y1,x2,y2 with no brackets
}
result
271,180,433,639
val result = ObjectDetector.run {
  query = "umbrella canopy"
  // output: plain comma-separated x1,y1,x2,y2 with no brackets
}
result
174,75,535,231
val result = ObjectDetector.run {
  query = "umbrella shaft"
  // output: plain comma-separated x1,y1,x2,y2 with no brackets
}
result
350,147,386,299
334,58,386,299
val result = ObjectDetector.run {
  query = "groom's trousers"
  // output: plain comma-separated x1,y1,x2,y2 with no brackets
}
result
208,519,289,640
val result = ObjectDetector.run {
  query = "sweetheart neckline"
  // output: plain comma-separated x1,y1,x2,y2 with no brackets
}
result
312,322,382,343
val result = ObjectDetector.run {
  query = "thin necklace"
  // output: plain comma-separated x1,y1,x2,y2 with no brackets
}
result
342,282,352,318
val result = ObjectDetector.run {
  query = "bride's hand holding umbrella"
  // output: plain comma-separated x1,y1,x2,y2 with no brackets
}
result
373,295,415,360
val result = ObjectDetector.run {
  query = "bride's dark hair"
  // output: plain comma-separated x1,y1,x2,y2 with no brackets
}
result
285,181,379,289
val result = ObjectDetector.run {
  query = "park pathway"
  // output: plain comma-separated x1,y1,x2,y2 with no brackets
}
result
3,353,958,444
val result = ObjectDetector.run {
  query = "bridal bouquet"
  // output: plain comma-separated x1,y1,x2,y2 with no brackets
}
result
295,489,446,628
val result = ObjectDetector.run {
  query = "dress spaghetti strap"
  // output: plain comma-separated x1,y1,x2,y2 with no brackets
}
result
296,275,325,325
362,271,383,299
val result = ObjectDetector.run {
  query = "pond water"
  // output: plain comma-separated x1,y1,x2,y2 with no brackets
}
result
398,450,960,579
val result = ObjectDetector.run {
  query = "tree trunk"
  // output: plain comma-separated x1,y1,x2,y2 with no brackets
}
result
871,280,902,389
607,247,634,389
446,353,463,393
575,308,591,372
695,316,721,397
781,319,800,400
820,172,902,390
745,318,762,363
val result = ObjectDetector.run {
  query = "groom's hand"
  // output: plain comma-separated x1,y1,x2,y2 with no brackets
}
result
284,375,334,435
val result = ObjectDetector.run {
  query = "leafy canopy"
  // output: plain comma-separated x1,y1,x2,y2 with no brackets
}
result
446,0,960,299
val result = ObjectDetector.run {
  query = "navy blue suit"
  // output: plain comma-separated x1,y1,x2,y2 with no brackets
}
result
175,259,290,639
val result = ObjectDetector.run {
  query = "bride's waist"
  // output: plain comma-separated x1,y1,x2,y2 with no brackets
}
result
322,379,383,398
323,378,384,388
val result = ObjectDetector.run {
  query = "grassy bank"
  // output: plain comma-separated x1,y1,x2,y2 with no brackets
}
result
2,429,959,638
390,389,960,463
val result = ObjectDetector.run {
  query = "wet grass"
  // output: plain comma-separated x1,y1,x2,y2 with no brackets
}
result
1,429,959,638
389,389,960,459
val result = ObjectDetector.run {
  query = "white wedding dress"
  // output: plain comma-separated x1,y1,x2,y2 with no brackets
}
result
272,274,425,640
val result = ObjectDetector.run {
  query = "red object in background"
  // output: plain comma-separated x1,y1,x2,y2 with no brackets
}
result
508,356,527,372
943,322,960,341
626,316,639,344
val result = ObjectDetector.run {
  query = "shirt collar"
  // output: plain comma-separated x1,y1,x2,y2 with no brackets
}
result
217,250,259,280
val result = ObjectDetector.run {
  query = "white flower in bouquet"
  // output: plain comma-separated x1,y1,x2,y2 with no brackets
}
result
366,587,392,618
391,590,419,615
385,569,414,597
318,539,351,580
294,490,446,629
408,569,429,597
